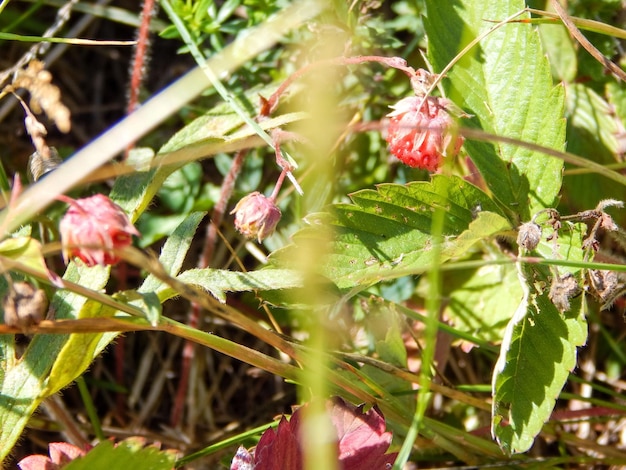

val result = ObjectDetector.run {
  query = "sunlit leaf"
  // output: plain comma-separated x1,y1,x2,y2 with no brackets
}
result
273,175,510,290
140,211,206,293
64,438,177,470
425,0,566,220
491,224,588,453
437,262,522,344
162,268,308,303
43,301,117,397
561,83,626,225
0,237,57,282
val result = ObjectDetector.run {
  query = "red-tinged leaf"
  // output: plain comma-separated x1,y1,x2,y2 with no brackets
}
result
18,442,87,470
254,414,303,470
233,398,396,469
327,397,397,470
17,455,57,470
48,443,86,465
230,446,254,470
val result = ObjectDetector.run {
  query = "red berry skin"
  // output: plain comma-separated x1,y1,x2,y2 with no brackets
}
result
385,95,464,171
59,194,139,267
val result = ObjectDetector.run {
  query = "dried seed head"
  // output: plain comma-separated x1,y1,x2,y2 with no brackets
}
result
11,61,71,133
2,281,47,329
59,194,140,267
588,269,624,309
517,222,542,251
231,192,281,242
598,211,619,232
549,273,580,313
385,95,464,171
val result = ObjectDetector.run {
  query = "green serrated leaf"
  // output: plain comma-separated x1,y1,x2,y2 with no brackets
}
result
491,224,588,453
0,237,53,279
159,268,307,303
119,291,162,327
43,301,117,397
436,262,522,343
273,175,510,289
492,284,587,453
425,0,566,220
64,438,177,470
539,12,577,82
140,211,206,293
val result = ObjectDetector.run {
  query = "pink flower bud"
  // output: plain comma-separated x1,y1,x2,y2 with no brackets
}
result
59,194,140,267
385,95,464,171
231,192,281,242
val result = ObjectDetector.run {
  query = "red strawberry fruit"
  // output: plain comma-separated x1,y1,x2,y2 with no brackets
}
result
385,95,464,171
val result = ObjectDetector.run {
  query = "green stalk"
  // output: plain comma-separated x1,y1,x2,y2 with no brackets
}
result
76,376,105,441
393,206,445,468
157,315,302,381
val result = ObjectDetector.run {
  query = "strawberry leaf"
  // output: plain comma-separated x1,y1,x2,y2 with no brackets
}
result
328,397,397,470
63,438,177,470
233,398,397,470
254,414,303,470
272,175,510,290
491,224,588,453
425,0,566,220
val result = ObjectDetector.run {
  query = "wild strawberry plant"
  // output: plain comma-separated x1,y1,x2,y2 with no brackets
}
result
1,0,625,467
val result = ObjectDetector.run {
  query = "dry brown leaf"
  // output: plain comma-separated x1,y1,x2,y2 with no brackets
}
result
11,60,71,133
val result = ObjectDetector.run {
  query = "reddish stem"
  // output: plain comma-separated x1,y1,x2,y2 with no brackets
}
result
201,149,249,266
115,0,156,421
124,0,156,158
262,55,415,116
170,148,249,427
169,303,200,427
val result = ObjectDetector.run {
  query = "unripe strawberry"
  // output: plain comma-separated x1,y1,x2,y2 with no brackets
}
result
385,95,464,171
59,194,139,267
231,192,281,242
